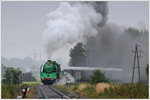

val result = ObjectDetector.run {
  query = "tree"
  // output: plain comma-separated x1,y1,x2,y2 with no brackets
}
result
23,72,36,82
125,27,143,38
2,67,22,84
90,70,109,85
69,42,87,66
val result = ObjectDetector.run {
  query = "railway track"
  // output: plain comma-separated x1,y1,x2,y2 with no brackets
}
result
38,85,70,99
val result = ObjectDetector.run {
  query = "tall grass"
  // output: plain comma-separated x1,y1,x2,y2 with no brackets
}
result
99,83,148,98
2,80,40,98
2,84,21,98
75,83,148,98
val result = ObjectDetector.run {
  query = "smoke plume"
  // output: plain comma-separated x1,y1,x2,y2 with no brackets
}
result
42,1,148,82
85,23,148,82
42,2,108,59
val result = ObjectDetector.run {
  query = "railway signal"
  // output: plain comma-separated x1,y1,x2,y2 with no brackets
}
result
76,72,81,84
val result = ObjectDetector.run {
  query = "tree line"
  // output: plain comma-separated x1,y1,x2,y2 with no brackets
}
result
2,65,36,85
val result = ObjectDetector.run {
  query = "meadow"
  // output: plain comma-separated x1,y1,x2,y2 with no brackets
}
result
54,82,149,98
22,79,41,86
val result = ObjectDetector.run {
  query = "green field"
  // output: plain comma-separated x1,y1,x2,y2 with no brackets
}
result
22,81,40,85
22,78,41,85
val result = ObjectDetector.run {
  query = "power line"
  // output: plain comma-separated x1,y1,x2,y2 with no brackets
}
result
132,44,142,83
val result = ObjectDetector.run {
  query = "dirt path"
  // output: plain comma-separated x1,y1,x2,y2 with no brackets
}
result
25,85,39,98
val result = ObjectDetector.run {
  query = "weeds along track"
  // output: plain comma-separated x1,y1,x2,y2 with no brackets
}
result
38,85,70,99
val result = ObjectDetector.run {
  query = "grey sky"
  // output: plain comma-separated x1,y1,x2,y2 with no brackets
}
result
108,1,149,29
1,1,149,60
2,1,60,59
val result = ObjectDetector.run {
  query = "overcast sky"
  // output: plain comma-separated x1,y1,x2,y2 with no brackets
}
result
1,1,149,60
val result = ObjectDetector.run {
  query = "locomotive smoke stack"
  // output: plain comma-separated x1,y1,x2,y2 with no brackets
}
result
42,2,108,60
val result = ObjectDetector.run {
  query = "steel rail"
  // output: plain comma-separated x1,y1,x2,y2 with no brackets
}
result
38,85,48,99
39,85,70,99
48,85,70,99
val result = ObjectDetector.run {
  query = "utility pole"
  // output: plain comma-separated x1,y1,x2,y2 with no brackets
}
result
85,49,88,67
19,74,22,84
132,44,142,83
19,75,20,84
22,73,24,83
9,69,13,85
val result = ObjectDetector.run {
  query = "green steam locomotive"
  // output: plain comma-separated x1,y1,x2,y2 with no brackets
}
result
40,60,62,85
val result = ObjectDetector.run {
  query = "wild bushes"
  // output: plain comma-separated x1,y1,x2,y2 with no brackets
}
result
90,70,109,85
2,84,21,98
99,83,148,98
77,83,148,98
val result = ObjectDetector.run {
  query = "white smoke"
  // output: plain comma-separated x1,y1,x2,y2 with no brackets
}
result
41,1,148,83
42,2,103,61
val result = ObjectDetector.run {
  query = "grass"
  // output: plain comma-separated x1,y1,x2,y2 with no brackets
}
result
54,82,149,99
2,84,21,98
54,85,70,95
2,79,41,98
22,78,41,86
22,81,40,85
73,84,78,91
36,78,41,82
83,83,149,98
99,83,149,98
